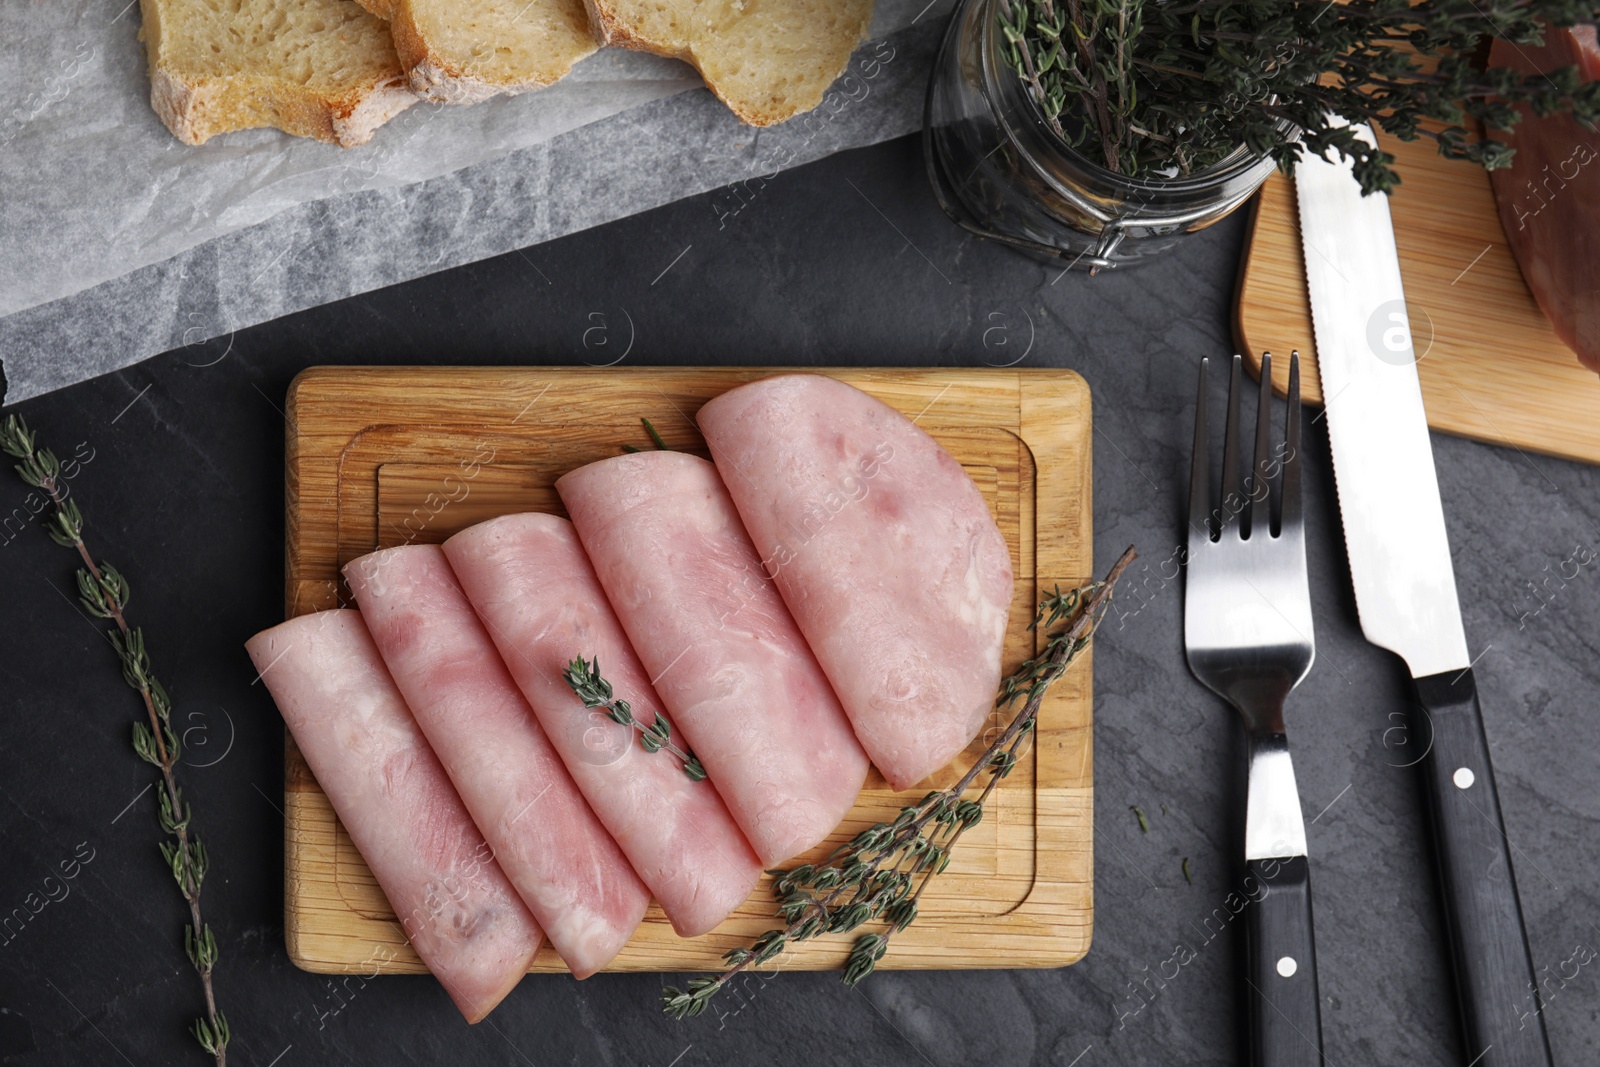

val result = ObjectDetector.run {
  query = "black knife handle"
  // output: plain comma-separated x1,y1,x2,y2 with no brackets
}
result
1412,669,1553,1067
1245,856,1324,1067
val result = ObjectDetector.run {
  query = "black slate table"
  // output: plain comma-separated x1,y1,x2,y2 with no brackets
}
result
2,133,1597,1067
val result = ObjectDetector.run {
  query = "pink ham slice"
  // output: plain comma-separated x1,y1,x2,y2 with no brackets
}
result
344,544,650,978
557,452,870,866
245,609,542,1023
442,514,763,938
697,374,1014,791
1490,26,1600,373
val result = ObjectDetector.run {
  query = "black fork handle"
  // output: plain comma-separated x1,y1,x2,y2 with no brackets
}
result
1244,856,1324,1067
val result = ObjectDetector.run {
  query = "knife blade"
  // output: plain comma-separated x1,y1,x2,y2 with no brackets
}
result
1294,122,1554,1067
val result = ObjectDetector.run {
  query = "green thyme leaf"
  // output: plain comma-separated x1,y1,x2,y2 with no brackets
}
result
562,659,709,782
643,417,670,451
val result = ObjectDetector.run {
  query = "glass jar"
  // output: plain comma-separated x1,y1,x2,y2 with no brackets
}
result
923,0,1281,272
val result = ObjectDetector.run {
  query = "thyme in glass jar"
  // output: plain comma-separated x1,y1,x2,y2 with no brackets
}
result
998,0,1600,192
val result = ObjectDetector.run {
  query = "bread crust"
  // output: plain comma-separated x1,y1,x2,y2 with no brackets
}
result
334,80,422,144
141,0,418,146
580,0,870,126
367,0,599,104
148,66,416,147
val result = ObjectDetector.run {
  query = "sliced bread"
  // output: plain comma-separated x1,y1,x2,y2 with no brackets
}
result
584,0,874,125
352,0,599,104
140,0,417,146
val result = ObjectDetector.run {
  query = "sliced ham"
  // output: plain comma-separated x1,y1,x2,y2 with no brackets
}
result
344,544,650,978
1489,26,1600,373
441,514,763,937
697,374,1014,791
245,609,541,1023
556,452,870,866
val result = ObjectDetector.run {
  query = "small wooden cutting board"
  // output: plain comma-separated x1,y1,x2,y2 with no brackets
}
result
280,366,1095,975
1236,132,1600,465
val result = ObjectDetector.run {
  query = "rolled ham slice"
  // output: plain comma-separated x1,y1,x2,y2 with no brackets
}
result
442,514,763,938
245,610,542,1023
697,374,1014,791
557,452,870,865
344,544,650,978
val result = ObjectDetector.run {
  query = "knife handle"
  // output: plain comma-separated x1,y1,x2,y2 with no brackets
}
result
1412,669,1553,1067
1244,856,1324,1067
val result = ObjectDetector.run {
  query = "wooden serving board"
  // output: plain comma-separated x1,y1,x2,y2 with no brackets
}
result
281,366,1094,975
1236,132,1600,465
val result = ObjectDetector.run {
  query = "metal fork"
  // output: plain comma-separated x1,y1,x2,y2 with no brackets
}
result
1184,353,1324,1067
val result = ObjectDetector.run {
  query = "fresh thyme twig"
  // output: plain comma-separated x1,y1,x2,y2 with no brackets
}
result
656,545,1137,1019
563,656,707,781
0,416,229,1063
643,417,670,452
621,417,673,455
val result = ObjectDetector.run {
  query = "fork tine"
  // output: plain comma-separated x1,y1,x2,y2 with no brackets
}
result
1245,352,1273,538
1189,358,1212,540
1219,354,1244,532
1282,352,1302,531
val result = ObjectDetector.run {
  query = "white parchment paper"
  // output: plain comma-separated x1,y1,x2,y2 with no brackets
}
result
0,0,940,322
0,3,948,404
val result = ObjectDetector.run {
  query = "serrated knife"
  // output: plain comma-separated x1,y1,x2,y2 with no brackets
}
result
1294,123,1553,1067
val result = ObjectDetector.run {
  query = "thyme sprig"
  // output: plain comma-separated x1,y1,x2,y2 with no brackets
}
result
620,417,672,454
998,0,1600,193
1,415,229,1064
659,546,1137,1020
563,656,708,781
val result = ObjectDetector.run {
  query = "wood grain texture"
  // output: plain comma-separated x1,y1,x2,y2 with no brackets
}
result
1236,133,1600,465
281,366,1093,975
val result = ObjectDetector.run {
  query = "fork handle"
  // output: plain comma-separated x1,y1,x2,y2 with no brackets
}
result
1245,855,1324,1066
1411,668,1553,1067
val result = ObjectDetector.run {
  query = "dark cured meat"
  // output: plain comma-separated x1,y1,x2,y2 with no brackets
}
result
1490,26,1600,373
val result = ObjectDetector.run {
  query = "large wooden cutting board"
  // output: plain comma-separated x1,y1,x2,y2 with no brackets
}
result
1236,133,1600,465
281,366,1094,975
